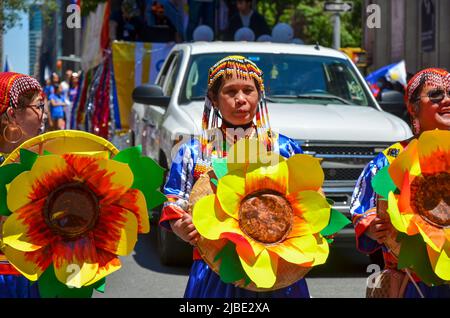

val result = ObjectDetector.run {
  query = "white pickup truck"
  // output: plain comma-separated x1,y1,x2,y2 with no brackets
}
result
131,42,412,265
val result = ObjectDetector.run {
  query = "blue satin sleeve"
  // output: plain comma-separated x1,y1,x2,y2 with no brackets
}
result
161,139,199,230
350,153,389,253
277,134,303,158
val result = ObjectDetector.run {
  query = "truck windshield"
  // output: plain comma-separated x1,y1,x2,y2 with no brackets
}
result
180,53,375,107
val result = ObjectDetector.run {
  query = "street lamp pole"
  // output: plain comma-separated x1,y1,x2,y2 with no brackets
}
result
333,0,342,50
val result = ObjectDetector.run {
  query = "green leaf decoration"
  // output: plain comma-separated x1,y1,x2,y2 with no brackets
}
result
397,234,445,286
371,166,397,199
113,146,167,210
92,278,106,293
19,149,38,169
0,163,31,216
214,241,249,284
211,158,228,180
38,266,94,298
320,208,351,237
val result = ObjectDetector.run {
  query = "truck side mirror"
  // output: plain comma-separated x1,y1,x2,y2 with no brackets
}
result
132,84,170,108
378,90,408,122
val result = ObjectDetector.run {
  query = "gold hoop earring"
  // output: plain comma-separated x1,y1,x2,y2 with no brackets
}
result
3,122,24,144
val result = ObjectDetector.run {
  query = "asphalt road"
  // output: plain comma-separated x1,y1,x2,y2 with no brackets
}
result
93,229,371,298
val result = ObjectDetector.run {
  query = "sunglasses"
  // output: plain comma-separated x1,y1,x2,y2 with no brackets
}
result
419,88,450,103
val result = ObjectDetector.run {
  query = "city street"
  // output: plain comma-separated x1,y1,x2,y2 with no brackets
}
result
94,227,370,298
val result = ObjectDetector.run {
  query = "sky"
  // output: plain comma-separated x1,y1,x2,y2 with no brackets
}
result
2,12,29,74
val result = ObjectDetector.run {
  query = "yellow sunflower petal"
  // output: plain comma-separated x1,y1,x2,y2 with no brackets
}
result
239,249,277,288
287,154,324,193
266,236,314,265
192,194,241,240
245,160,288,194
84,158,133,201
290,191,331,234
53,238,99,288
418,130,450,161
427,243,450,281
287,215,314,238
7,155,69,212
1,245,51,281
2,211,46,252
387,192,408,233
110,210,139,256
389,139,421,189
85,251,122,286
283,234,329,266
216,172,245,219
115,189,150,234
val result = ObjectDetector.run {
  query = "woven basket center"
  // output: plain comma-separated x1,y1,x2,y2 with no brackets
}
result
44,182,99,238
410,172,450,228
239,190,293,244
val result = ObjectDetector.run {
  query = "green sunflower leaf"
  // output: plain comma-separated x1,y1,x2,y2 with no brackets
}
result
212,158,228,179
0,163,30,216
92,278,106,293
371,166,397,199
320,208,351,237
38,266,94,298
397,234,445,286
113,147,166,210
214,241,248,284
19,149,38,169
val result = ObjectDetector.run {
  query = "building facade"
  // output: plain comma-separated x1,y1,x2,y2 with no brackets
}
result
29,5,43,76
363,0,450,75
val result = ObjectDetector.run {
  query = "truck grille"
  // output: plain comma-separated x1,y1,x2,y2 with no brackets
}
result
297,141,390,182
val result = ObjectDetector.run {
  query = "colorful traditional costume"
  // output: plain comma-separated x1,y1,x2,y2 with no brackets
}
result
0,72,42,298
160,56,311,297
351,68,450,298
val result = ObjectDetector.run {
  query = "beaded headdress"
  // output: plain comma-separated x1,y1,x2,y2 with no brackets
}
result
405,68,449,113
201,55,272,159
0,72,43,116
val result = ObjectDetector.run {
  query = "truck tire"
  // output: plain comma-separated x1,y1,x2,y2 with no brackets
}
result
157,225,193,266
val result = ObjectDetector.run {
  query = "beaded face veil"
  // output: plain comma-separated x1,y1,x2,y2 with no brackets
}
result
201,55,273,159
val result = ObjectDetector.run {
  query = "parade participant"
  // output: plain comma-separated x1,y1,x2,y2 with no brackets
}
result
350,68,450,298
0,72,45,298
159,55,311,298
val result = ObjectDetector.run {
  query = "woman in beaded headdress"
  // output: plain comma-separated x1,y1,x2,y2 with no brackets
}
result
0,72,46,298
350,68,450,298
159,55,310,297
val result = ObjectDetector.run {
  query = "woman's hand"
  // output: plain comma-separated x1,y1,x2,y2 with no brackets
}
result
365,217,394,244
169,212,199,246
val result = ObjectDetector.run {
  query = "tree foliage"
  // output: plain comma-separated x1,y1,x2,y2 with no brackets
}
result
257,0,362,48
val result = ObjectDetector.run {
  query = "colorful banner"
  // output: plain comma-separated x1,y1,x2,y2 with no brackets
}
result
112,41,174,129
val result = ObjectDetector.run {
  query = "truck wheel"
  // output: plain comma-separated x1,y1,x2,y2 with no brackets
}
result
157,225,193,266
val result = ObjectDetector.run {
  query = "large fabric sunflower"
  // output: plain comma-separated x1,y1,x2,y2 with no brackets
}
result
192,139,349,289
0,131,166,297
373,129,450,285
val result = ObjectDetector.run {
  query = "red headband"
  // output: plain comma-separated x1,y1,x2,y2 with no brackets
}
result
0,72,43,115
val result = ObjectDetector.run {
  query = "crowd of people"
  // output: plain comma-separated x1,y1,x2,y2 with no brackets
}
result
41,69,80,131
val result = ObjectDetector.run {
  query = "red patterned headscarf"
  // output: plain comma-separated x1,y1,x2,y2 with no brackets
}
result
405,68,449,114
0,72,43,116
